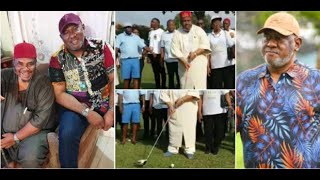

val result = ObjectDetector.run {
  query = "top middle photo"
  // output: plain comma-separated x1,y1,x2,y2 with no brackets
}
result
115,11,236,89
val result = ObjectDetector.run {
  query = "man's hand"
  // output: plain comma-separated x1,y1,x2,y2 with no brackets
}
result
207,66,211,77
197,112,203,123
188,52,197,61
0,95,5,101
168,104,176,118
87,110,104,129
230,32,235,38
1,133,15,149
119,106,123,114
160,59,164,68
148,106,153,114
181,60,190,70
141,106,145,113
175,97,185,108
103,110,114,131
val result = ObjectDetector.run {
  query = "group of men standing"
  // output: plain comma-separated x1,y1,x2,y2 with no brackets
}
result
116,11,235,89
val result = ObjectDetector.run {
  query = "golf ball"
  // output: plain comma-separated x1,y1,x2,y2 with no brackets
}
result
170,163,174,168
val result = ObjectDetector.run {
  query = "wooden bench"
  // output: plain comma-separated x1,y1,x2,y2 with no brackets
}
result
43,125,100,168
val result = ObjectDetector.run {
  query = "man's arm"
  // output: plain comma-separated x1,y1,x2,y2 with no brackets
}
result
141,94,145,113
52,81,104,129
118,93,123,114
160,47,165,67
175,95,197,108
1,122,40,149
103,72,114,131
225,91,233,111
149,93,153,114
170,32,190,70
197,95,203,122
2,80,54,149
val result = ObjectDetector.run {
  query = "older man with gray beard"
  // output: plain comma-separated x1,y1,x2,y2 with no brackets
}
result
236,12,320,168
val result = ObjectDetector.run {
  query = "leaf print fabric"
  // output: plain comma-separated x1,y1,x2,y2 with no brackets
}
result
236,60,320,168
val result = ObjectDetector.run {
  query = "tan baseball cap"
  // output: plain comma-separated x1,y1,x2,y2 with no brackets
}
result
257,12,300,37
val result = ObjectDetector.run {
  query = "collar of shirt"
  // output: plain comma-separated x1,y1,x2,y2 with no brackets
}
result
211,30,222,37
258,60,298,79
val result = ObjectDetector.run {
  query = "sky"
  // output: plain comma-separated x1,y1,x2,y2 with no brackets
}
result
116,11,236,29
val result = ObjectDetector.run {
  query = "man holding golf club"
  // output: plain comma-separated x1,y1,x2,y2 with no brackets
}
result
171,11,211,89
160,90,200,159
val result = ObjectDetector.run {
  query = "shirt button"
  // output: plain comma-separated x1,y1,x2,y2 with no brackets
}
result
282,74,285,77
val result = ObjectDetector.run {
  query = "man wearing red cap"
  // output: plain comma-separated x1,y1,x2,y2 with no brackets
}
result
237,12,320,168
1,42,55,168
49,13,114,168
171,11,211,89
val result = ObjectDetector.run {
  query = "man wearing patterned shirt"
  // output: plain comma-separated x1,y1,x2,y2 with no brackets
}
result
49,13,114,168
236,12,320,168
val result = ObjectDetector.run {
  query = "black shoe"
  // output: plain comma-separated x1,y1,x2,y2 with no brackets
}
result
205,149,210,154
211,148,219,155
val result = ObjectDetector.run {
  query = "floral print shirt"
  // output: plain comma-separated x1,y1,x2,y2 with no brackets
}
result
49,38,114,114
236,60,320,168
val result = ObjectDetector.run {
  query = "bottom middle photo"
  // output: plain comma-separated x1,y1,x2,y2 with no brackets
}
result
115,90,235,168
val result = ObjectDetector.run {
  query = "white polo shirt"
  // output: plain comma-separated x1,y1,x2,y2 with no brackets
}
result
160,30,178,63
150,90,167,109
139,90,152,101
200,90,229,115
149,28,164,54
208,30,234,69
117,90,143,104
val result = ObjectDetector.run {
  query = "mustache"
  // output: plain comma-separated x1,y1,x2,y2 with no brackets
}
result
264,49,279,54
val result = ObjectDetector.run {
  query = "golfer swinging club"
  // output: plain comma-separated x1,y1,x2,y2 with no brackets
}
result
160,90,200,159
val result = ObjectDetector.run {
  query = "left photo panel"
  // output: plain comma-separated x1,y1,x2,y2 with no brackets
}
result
0,11,115,168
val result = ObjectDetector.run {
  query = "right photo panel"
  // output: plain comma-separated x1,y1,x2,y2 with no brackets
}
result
236,11,320,168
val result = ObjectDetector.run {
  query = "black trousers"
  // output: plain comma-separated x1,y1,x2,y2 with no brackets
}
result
153,108,168,137
208,66,234,89
225,65,235,89
165,62,180,89
142,100,153,137
149,54,166,89
196,121,204,140
208,67,225,89
116,105,122,138
203,113,226,151
150,107,156,136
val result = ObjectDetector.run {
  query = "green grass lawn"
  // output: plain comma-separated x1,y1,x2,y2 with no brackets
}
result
235,132,244,168
115,118,235,168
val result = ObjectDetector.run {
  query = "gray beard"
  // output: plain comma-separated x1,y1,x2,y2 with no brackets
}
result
264,53,292,68
263,45,295,68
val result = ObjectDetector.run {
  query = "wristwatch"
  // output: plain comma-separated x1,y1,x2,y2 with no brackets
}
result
81,108,90,117
13,133,20,144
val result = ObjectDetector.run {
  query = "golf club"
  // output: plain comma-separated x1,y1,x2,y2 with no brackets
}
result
136,115,171,167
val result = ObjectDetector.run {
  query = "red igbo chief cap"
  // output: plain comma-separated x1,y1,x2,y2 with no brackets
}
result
180,11,192,18
14,41,37,59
